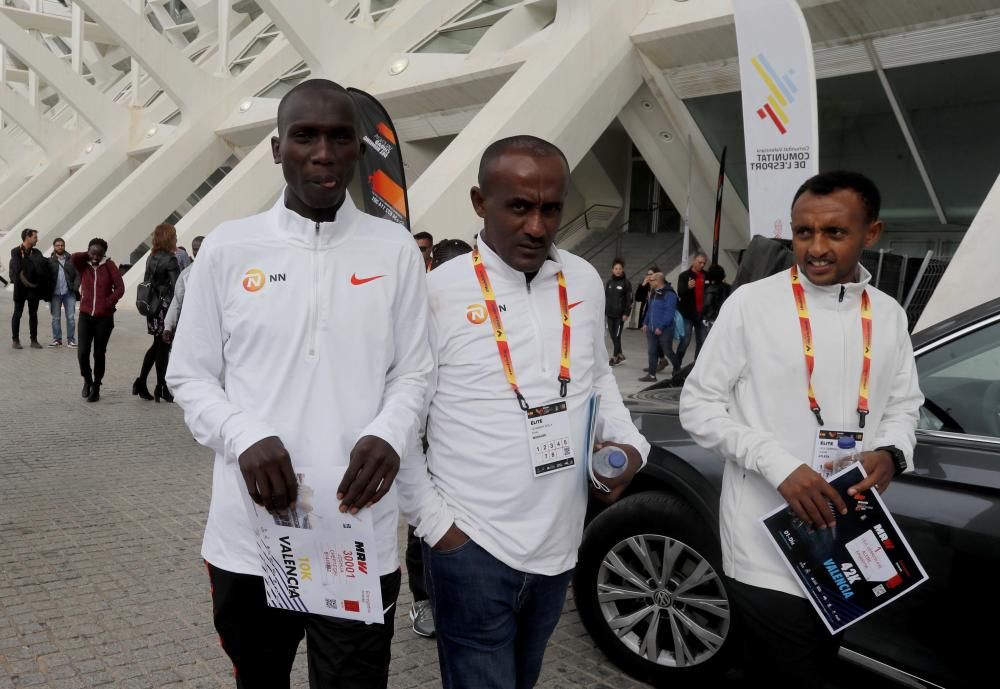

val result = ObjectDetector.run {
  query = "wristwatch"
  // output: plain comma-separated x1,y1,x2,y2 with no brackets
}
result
876,445,908,477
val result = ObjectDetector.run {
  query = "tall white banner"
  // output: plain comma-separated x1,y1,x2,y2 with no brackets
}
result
733,0,818,239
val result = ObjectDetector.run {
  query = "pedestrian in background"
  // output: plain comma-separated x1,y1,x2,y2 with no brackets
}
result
701,263,731,333
48,237,80,348
71,238,124,402
9,228,45,349
630,265,657,329
162,235,204,346
134,224,180,403
414,231,434,271
605,258,632,366
638,271,680,383
406,236,473,640
677,252,708,363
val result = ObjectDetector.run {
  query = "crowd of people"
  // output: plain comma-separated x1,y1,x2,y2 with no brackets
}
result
7,225,199,403
5,77,922,689
603,250,733,385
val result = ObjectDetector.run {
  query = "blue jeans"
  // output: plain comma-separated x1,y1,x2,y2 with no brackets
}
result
676,315,707,364
424,539,573,689
50,292,76,342
647,328,680,376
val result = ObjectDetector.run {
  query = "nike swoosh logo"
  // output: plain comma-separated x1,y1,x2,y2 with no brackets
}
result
568,301,584,309
350,273,385,285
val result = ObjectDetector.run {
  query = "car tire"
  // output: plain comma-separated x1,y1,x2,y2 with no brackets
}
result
574,491,736,687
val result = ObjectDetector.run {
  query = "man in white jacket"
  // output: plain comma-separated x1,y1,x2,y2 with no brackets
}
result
166,80,431,689
680,171,923,687
399,136,650,689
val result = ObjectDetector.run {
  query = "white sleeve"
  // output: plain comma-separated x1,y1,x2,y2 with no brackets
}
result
871,308,924,469
679,291,805,488
394,309,456,547
165,243,279,462
590,294,650,463
163,268,187,332
355,242,433,459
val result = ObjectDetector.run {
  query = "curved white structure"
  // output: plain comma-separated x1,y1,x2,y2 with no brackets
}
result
0,0,996,324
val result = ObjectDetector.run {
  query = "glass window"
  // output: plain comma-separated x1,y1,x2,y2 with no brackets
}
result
241,33,276,59
161,110,182,126
685,71,939,224
886,54,1000,226
457,0,523,22
415,25,491,54
165,0,195,25
917,320,1000,437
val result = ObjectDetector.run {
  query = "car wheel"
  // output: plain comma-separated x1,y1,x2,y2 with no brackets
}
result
574,492,735,686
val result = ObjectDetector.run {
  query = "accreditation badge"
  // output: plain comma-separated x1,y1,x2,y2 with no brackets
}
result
525,401,576,477
813,429,864,480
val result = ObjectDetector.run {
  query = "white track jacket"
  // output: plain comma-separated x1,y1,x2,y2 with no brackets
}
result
167,194,431,577
680,266,923,597
398,237,650,576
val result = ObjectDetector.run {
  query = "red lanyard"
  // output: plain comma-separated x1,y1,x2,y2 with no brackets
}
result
790,265,873,428
471,248,571,411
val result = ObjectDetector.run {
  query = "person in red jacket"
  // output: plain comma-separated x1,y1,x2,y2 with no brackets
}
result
70,238,125,402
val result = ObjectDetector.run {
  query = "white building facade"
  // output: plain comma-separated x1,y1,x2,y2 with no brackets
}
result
0,0,998,328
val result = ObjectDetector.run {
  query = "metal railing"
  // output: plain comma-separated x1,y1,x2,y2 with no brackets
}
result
556,204,619,247
860,248,950,330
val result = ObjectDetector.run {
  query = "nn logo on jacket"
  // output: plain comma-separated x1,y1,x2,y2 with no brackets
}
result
467,302,507,325
242,268,286,293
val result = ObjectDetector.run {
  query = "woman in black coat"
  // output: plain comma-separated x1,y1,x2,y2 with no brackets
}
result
133,224,180,402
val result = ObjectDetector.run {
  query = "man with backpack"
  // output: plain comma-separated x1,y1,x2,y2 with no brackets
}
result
9,228,47,349
638,271,681,383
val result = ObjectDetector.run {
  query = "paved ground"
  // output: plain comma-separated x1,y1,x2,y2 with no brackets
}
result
0,294,657,689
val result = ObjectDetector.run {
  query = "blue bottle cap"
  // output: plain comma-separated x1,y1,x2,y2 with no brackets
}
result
837,436,856,450
608,450,627,468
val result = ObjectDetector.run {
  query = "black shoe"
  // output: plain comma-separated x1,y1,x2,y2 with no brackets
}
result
29,339,43,349
12,339,22,350
87,383,100,403
82,381,91,398
160,385,174,403
154,383,173,403
132,377,154,401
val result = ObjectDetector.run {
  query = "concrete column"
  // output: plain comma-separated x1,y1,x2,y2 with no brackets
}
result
409,0,652,241
916,172,1000,329
70,2,83,129
75,0,218,114
0,11,123,136
217,0,231,76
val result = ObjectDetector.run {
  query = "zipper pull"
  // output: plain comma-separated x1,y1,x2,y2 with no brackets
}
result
315,221,320,235
838,285,845,303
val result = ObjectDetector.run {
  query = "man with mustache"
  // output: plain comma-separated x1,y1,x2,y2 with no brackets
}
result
167,79,431,689
400,135,648,689
681,171,922,687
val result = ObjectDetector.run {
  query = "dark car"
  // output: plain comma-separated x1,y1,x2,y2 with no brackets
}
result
574,297,1000,689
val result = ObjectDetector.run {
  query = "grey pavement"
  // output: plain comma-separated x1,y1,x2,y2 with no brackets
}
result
0,292,653,689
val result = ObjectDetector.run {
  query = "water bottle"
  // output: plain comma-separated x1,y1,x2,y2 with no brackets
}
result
821,436,861,479
592,446,628,480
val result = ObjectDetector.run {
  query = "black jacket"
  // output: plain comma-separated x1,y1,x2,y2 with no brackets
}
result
702,281,731,322
677,268,706,320
146,251,180,307
9,246,46,299
49,253,81,295
604,275,633,319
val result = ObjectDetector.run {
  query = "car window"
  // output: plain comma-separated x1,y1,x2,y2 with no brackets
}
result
916,320,1000,437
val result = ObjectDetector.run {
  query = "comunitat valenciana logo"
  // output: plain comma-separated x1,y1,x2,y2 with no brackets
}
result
466,303,487,325
242,269,266,293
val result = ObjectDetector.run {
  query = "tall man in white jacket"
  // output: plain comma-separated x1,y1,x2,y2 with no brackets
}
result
166,80,431,689
399,136,650,689
680,171,923,687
